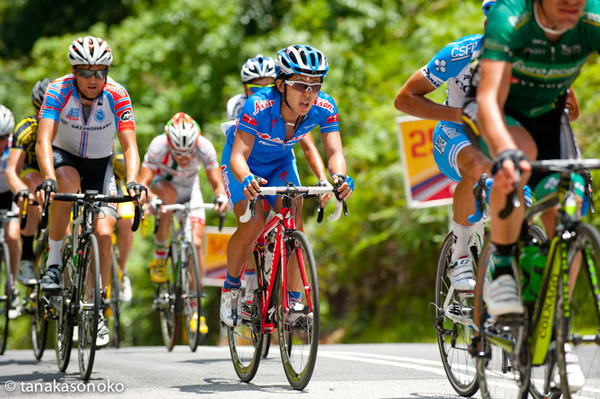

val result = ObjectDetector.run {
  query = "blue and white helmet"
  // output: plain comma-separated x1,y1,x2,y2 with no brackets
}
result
276,45,329,78
241,55,276,83
0,104,14,136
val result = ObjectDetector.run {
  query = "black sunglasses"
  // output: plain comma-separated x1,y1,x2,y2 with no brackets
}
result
74,68,109,79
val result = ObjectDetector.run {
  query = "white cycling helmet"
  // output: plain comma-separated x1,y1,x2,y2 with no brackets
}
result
164,112,200,154
67,36,113,66
0,105,15,136
241,55,277,83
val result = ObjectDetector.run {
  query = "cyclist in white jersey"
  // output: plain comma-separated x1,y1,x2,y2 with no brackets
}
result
36,36,146,347
139,112,227,289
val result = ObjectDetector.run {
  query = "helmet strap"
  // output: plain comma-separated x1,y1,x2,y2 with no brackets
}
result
280,83,305,130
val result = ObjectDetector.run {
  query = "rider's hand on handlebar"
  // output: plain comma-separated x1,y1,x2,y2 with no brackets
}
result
332,174,354,201
491,149,531,195
35,178,58,205
126,181,148,206
242,174,267,200
316,179,333,207
213,193,229,214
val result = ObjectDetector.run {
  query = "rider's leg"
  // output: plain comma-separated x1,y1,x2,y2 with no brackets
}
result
5,219,21,286
191,221,206,280
94,216,117,290
17,171,43,286
148,180,176,283
116,211,134,269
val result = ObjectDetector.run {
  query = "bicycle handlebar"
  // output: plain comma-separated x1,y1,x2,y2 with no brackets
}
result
52,191,143,232
154,202,225,234
239,185,346,224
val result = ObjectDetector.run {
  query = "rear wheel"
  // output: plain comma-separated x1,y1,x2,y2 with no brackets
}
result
0,244,11,355
31,233,49,360
157,249,178,351
434,232,479,397
555,223,600,398
278,231,319,391
78,236,100,380
183,245,203,352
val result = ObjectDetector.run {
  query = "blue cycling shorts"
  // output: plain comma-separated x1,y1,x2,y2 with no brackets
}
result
221,141,300,208
432,121,472,183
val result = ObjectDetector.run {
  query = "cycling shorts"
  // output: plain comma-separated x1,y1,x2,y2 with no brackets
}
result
432,121,472,183
53,147,118,219
221,141,300,208
150,174,206,224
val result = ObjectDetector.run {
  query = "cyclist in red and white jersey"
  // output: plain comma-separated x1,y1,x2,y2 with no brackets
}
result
36,36,146,346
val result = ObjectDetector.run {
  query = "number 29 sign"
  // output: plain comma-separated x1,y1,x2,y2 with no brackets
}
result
396,116,456,209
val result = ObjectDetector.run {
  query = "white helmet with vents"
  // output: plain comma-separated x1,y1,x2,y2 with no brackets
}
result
0,105,15,136
164,112,200,154
67,36,113,66
241,55,277,83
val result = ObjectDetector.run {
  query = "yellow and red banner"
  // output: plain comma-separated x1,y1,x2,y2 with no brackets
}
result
396,116,455,208
202,226,234,287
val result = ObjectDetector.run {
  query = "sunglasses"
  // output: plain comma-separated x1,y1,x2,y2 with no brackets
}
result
246,83,275,94
170,148,193,157
74,68,109,79
284,80,322,93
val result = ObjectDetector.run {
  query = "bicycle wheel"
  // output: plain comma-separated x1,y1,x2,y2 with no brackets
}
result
555,223,600,398
278,230,319,391
0,244,11,355
261,334,271,358
107,249,122,348
31,233,49,360
78,235,100,380
157,249,178,351
474,241,531,399
55,239,73,372
183,245,203,351
227,263,264,382
434,232,479,397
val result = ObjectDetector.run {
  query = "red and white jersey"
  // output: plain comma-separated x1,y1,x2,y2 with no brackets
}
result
142,134,219,187
40,74,135,158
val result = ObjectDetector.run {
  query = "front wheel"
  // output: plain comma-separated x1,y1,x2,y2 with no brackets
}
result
55,239,73,372
78,235,101,380
31,232,49,360
183,245,203,352
434,232,479,397
157,249,178,351
0,244,11,355
555,223,600,398
107,248,122,348
278,231,319,391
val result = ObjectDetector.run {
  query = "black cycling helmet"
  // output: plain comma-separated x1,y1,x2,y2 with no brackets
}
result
31,78,51,110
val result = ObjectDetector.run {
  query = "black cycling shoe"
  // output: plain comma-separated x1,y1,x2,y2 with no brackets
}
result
40,266,62,294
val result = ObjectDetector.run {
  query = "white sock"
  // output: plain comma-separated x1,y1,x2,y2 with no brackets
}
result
452,222,474,262
244,271,257,295
46,238,64,267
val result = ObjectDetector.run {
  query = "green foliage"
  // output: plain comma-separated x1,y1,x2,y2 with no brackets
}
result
4,0,600,348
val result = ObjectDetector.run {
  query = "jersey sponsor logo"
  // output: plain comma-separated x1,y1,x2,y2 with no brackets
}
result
242,113,258,126
440,125,461,140
315,98,334,112
55,81,74,89
513,59,583,79
280,171,289,182
434,59,447,73
434,135,447,155
560,44,582,56
422,67,440,87
120,110,132,122
583,11,600,26
109,85,126,97
70,122,112,131
327,113,339,124
451,42,477,60
66,108,79,121
256,132,283,144
253,99,274,115
94,109,106,122
524,47,546,55
221,165,232,200
53,150,64,164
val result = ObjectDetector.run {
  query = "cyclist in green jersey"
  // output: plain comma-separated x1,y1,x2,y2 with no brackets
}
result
462,0,598,392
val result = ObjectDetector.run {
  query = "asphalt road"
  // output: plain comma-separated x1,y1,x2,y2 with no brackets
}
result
0,342,599,399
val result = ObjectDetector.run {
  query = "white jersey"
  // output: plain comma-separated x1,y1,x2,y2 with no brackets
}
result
226,93,247,122
142,134,219,187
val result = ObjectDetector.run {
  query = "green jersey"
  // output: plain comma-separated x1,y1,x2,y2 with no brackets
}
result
483,0,600,117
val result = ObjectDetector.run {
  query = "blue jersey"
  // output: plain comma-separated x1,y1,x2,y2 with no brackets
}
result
226,87,340,163
421,34,483,108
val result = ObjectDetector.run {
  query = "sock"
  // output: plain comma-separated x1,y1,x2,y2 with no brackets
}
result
21,235,34,261
154,239,167,260
224,273,241,290
288,291,302,303
452,222,474,262
46,238,64,268
491,243,516,279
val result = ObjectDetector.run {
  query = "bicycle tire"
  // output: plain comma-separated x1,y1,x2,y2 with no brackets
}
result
108,249,122,348
278,230,319,391
158,249,178,351
78,235,101,380
31,231,49,360
434,232,479,397
474,240,531,399
55,238,74,372
555,223,600,398
227,259,264,382
0,243,11,355
261,334,271,358
183,245,203,352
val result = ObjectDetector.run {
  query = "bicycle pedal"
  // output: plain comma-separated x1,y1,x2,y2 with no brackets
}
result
495,313,524,327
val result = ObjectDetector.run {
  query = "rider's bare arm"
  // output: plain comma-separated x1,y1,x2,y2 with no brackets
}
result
299,133,328,181
6,149,28,194
35,118,58,181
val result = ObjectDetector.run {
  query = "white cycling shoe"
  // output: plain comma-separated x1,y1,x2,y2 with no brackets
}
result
447,257,476,292
220,288,242,327
483,275,525,317
553,344,585,393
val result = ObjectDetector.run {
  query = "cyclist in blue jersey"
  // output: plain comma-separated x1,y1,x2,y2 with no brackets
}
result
220,44,353,327
394,0,496,294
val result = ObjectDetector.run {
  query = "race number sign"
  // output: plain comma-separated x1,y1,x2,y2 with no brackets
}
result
396,116,455,208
